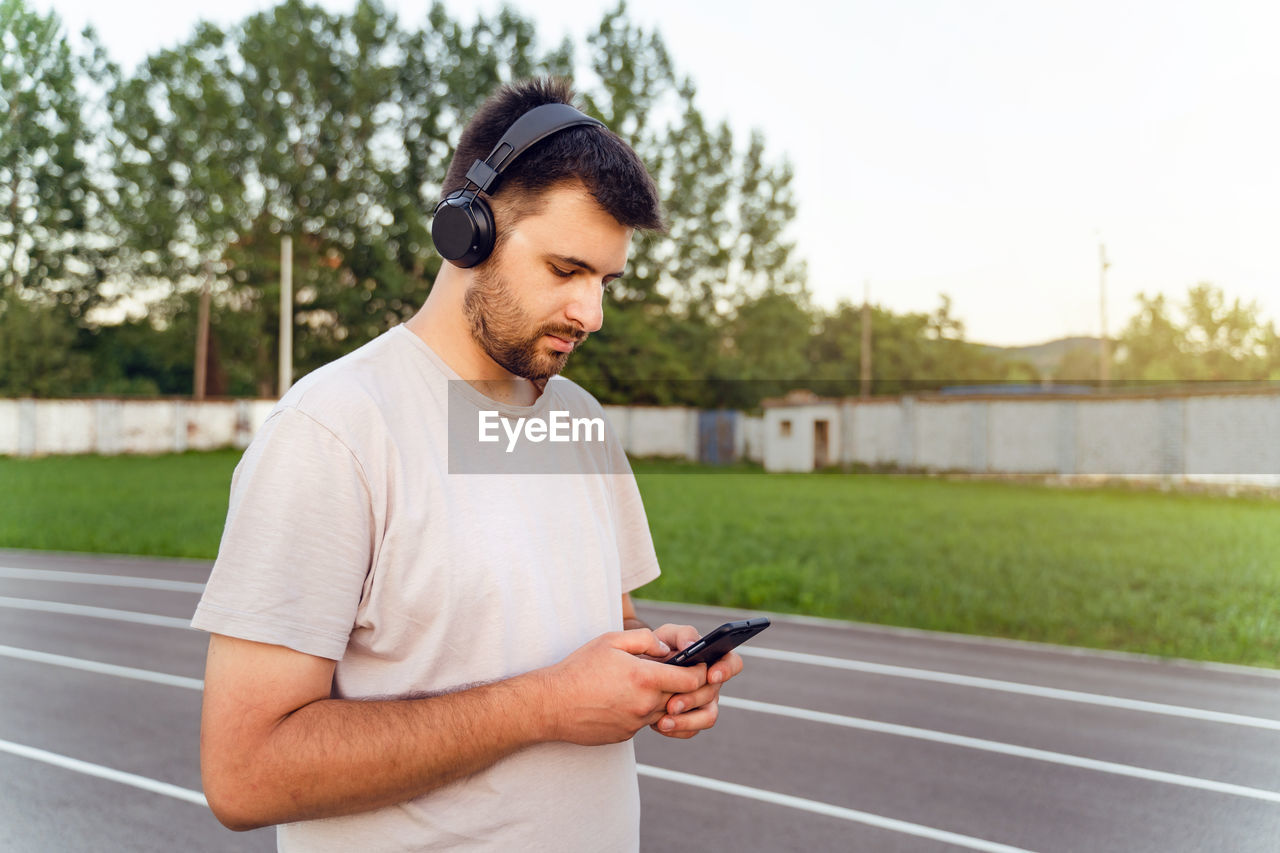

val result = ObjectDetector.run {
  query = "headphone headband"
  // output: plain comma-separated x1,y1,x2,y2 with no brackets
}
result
464,103,604,194
432,102,606,268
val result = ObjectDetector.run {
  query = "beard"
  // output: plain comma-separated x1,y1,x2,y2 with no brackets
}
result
462,262,588,382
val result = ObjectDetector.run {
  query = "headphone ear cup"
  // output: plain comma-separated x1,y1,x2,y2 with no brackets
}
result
432,190,496,269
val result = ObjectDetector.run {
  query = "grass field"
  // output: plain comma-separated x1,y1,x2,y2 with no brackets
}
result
2,451,1278,667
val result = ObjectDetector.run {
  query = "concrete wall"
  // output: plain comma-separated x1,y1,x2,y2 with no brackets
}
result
766,390,1280,486
0,398,763,464
0,399,279,457
601,405,700,460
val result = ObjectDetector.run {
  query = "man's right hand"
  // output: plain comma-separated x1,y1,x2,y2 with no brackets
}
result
540,629,707,746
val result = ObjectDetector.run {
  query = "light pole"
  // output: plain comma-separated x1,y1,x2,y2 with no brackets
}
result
279,235,293,398
1099,241,1110,386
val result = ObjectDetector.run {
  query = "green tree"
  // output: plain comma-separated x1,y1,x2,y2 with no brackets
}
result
0,0,115,315
109,1,578,395
1115,284,1278,382
27,0,806,400
0,291,92,395
567,2,804,394
806,296,1035,398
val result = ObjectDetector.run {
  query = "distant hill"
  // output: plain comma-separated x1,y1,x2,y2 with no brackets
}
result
980,336,1103,377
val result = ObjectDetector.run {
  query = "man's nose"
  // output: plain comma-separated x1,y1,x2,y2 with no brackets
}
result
564,279,605,334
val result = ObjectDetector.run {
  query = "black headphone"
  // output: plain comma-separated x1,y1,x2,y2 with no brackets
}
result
431,103,605,268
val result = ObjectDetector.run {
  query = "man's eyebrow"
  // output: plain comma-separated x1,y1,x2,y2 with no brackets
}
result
548,254,625,278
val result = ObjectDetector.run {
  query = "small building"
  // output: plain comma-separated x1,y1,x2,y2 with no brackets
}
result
762,390,842,473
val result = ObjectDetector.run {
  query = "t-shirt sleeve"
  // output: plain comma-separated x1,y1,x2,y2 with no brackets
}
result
605,425,661,594
191,406,376,660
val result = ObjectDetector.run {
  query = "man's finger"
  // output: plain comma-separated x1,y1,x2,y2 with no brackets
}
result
707,650,744,685
655,700,719,736
645,660,706,694
653,623,701,653
609,629,671,659
666,682,719,716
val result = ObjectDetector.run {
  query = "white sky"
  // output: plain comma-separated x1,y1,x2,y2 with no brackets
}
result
36,0,1280,345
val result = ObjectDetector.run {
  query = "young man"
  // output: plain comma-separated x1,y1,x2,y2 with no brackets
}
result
192,77,743,851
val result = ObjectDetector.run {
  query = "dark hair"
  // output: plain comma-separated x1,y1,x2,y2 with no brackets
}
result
441,78,665,252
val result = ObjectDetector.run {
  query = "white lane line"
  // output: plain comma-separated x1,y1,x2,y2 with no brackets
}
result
637,764,1035,853
11,646,1277,810
0,738,208,807
721,696,1280,805
0,645,203,691
0,596,191,629
739,646,1280,732
641,598,1280,680
0,566,205,593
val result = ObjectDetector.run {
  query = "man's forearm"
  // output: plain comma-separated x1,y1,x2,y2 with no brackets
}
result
204,670,550,830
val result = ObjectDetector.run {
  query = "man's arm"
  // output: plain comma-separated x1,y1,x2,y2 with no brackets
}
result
621,591,649,631
200,628,702,831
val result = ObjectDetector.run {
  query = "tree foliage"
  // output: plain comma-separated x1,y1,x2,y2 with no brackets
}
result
5,0,1269,404
0,0,115,314
1115,284,1280,382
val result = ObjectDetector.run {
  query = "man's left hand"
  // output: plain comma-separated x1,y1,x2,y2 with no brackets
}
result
647,623,745,739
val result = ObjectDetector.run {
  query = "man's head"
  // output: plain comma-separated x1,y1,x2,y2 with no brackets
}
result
434,78,664,383
439,77,664,263
461,181,631,381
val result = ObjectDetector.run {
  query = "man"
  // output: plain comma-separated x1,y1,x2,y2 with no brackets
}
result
192,77,743,851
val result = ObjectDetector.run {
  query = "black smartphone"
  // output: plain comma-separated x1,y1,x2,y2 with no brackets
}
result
663,617,771,667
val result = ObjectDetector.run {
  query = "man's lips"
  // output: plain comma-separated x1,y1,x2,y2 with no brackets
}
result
544,333,578,353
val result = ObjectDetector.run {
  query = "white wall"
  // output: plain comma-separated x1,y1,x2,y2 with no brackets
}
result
769,390,1280,485
9,392,1273,485
601,405,699,460
0,399,723,463
845,401,903,468
0,399,277,457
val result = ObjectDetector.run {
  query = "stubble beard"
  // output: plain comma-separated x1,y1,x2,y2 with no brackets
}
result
462,263,586,382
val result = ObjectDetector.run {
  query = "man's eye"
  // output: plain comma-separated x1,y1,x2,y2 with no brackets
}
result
550,266,573,278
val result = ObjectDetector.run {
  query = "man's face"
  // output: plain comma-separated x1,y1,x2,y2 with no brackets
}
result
462,182,633,382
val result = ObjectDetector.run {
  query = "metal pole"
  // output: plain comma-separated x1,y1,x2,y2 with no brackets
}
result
279,235,293,397
1099,241,1110,387
860,281,872,398
194,263,211,401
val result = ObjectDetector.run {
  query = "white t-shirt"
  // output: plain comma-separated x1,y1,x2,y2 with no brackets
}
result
191,324,661,852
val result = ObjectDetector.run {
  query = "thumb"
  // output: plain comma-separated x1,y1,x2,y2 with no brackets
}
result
611,628,672,659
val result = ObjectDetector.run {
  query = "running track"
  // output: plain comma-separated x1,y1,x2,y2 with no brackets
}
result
1,548,1278,851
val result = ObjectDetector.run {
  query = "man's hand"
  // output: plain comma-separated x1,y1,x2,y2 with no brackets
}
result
543,629,706,746
648,623,745,739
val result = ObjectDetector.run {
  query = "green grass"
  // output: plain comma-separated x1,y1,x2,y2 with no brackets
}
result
2,451,1278,667
0,450,243,559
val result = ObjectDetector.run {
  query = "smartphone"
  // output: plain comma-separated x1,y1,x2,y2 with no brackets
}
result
663,617,771,667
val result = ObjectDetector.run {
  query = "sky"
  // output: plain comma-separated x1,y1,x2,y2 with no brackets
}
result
34,0,1280,346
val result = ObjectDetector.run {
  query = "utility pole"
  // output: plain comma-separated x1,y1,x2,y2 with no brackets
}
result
1099,241,1110,387
279,236,293,398
194,261,212,401
860,280,872,398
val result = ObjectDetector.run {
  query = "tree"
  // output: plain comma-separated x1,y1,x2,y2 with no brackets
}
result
576,5,804,315
108,1,580,395
11,0,809,399
0,0,116,315
564,2,805,397
0,290,92,395
1115,284,1279,382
